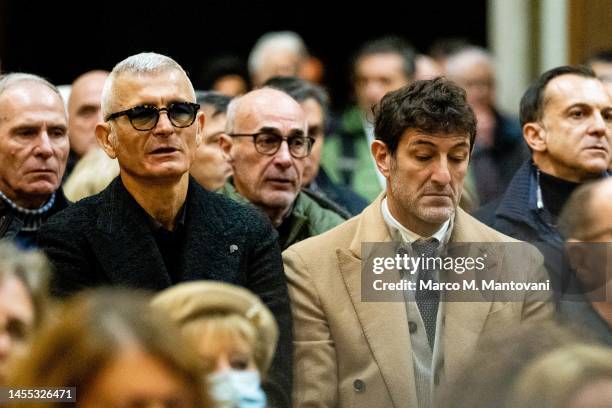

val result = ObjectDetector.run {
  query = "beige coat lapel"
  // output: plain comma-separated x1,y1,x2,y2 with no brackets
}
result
444,209,498,380
338,197,419,407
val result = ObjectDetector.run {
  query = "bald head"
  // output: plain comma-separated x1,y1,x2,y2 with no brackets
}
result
559,178,612,241
221,87,308,226
225,87,305,134
68,70,109,156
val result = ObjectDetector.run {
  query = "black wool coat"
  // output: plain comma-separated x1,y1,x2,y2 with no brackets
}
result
39,176,292,408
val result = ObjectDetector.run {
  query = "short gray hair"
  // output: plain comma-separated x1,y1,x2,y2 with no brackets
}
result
0,240,51,327
248,31,308,78
0,73,61,101
101,52,195,118
444,46,493,77
224,95,241,134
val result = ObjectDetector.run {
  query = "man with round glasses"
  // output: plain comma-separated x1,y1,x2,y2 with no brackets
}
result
219,87,345,249
39,52,292,408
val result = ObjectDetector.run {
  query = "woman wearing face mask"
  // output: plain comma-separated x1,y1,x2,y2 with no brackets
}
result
152,281,278,408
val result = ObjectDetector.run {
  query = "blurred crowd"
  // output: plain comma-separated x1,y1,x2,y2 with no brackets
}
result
0,31,612,408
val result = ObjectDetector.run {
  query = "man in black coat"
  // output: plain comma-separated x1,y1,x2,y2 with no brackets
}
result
39,52,292,408
0,73,70,248
475,65,612,299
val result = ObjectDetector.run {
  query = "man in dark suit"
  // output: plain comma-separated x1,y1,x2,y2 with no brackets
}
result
38,52,292,408
0,73,70,248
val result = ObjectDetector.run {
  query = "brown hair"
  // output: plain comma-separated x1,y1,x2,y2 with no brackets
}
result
7,288,210,408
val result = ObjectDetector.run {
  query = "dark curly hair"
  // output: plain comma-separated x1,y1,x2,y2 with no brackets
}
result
374,77,476,156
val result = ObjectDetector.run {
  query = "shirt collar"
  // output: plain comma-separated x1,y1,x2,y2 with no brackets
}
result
381,197,450,243
147,202,187,232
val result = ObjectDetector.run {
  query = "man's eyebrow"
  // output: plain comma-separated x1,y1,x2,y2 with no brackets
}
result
409,139,470,149
564,102,591,111
259,126,305,137
450,141,470,149
409,139,437,148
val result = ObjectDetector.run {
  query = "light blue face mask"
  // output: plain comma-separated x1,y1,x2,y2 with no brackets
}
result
209,369,266,408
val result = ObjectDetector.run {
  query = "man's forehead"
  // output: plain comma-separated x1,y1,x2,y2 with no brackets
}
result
0,85,66,122
544,74,611,109
239,97,305,130
114,70,194,103
402,129,470,147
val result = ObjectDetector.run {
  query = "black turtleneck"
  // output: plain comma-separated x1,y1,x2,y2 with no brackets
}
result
539,171,581,221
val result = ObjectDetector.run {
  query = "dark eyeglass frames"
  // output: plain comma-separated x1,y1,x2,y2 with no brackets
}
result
228,132,314,158
105,102,200,131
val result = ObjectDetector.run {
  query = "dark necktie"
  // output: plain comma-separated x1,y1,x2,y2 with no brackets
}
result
413,238,440,349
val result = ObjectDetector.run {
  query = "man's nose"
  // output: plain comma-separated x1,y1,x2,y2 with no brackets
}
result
365,82,385,105
430,157,452,185
273,140,293,168
153,111,174,135
34,131,54,158
589,110,608,136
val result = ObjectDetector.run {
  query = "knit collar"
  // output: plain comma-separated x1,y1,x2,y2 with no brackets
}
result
0,189,56,215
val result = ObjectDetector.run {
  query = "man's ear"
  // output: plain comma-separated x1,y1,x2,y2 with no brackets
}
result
372,140,392,178
523,122,547,152
219,134,234,163
95,122,117,159
195,111,205,146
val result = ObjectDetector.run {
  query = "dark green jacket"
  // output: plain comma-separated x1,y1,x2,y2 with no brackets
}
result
322,106,383,202
219,182,345,249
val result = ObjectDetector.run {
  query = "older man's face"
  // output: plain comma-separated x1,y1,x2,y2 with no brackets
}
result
230,93,306,213
68,71,108,157
191,106,232,191
300,98,325,186
535,74,612,181
0,82,68,208
102,70,202,182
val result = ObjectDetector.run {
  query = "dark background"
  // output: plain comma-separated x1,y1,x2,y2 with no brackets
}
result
0,1,487,110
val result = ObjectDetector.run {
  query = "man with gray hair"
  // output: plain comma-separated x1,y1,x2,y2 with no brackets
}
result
248,31,309,87
444,45,528,205
39,52,292,407
0,73,70,248
219,87,345,250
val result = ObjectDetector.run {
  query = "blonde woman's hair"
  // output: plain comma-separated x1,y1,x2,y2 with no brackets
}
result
151,281,278,376
63,148,120,201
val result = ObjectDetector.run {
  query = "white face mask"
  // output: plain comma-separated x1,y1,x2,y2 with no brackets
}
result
209,369,266,408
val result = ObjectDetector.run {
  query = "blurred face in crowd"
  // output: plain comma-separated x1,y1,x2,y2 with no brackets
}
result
97,69,204,185
196,327,258,374
354,53,410,119
414,54,444,81
0,81,69,208
525,74,612,182
213,75,248,97
191,105,232,191
68,70,108,157
222,89,307,225
78,346,197,408
567,379,612,408
591,61,612,82
445,53,495,110
373,129,471,235
253,50,304,87
565,180,612,298
300,97,325,186
0,276,35,384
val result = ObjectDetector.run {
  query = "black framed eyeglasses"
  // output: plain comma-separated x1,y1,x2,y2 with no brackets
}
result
228,131,314,158
105,102,200,131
